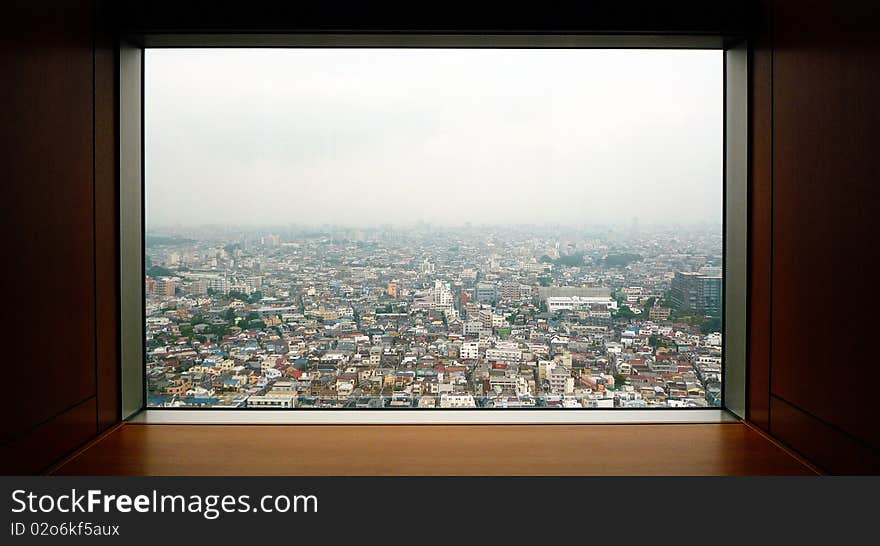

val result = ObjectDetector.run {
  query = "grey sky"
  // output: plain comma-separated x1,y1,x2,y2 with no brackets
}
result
145,48,721,227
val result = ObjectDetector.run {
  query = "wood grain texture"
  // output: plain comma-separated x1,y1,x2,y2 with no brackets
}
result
53,423,814,476
769,0,880,452
0,0,97,443
1,398,97,475
770,396,880,475
113,0,748,35
747,0,773,432
95,0,121,432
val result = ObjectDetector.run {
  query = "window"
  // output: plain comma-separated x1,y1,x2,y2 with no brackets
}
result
122,37,746,421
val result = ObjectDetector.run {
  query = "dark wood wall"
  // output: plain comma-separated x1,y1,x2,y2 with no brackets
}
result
748,0,880,474
0,0,119,474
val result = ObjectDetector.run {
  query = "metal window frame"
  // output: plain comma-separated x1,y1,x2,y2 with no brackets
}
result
120,34,747,423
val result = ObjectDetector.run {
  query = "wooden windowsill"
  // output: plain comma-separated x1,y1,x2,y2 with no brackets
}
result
50,422,816,475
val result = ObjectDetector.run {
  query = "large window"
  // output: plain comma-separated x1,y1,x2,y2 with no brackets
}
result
143,47,724,410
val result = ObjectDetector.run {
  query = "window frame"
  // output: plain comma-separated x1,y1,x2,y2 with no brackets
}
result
120,34,747,423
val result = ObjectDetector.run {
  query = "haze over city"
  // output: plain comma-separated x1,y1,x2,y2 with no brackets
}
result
145,48,722,227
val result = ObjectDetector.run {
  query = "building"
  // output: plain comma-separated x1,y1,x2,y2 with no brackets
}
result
537,286,611,300
432,280,454,312
649,306,672,321
475,282,497,304
463,320,491,338
501,281,523,301
246,393,296,408
670,272,722,314
439,393,476,408
547,364,574,394
547,295,617,312
460,342,480,360
485,342,522,362
149,277,177,297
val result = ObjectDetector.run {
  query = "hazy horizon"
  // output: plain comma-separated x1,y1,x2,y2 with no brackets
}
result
146,48,722,227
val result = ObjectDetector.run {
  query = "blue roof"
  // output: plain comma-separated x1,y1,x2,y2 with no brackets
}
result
185,397,220,404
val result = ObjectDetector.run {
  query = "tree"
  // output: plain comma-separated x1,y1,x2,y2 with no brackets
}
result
701,315,722,334
226,290,250,301
146,265,175,278
614,306,636,320
601,253,643,268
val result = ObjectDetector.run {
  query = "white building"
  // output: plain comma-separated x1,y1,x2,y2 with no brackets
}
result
460,342,480,360
485,343,522,363
439,393,476,408
547,365,575,394
432,280,454,312
247,394,296,408
547,295,618,312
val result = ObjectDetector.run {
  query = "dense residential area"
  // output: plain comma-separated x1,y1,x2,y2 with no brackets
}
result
145,224,723,409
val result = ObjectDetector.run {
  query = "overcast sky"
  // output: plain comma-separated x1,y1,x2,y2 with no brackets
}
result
145,48,721,227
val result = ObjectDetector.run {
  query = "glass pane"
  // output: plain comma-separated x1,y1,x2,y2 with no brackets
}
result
144,48,723,409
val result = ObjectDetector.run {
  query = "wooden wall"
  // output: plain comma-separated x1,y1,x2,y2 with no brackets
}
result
748,0,880,474
0,0,119,474
2,0,878,475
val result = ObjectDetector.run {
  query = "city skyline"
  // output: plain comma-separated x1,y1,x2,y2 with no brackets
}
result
145,225,722,409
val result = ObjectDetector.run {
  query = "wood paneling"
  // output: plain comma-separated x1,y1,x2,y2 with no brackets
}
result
769,0,880,452
115,0,748,35
770,396,880,474
1,0,120,474
747,0,880,473
1,398,97,475
1,0,97,444
747,0,773,432
53,423,814,476
95,1,120,432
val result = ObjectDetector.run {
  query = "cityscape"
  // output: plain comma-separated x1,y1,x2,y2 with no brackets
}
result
144,48,723,411
145,223,723,409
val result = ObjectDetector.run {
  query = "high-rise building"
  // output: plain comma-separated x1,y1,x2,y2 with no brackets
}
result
501,280,521,301
670,272,722,314
475,282,496,304
432,280,454,312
